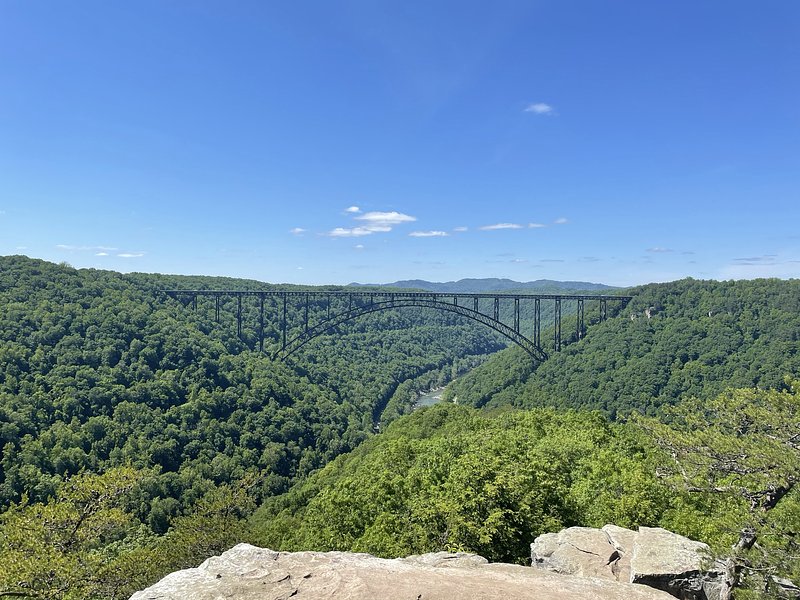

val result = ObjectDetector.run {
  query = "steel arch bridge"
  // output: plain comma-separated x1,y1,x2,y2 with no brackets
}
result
161,289,632,363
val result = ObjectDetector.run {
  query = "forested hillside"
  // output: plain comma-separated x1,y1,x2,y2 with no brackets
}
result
250,404,670,563
448,278,800,416
0,255,500,522
250,389,800,596
1,258,798,599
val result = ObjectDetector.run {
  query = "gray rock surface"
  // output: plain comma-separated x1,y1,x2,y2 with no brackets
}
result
531,526,625,580
531,525,730,600
602,524,637,581
130,543,676,600
630,527,727,600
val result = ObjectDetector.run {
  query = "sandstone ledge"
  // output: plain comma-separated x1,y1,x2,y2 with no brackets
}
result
531,526,730,600
130,543,676,600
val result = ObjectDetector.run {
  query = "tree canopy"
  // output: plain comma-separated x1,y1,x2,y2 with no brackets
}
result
448,278,800,417
2,257,798,598
0,255,500,523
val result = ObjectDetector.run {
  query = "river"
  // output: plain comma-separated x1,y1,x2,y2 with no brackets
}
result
415,386,446,409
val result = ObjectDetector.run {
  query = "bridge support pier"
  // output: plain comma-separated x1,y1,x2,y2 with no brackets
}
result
554,297,562,352
259,296,265,352
304,293,309,332
237,296,242,339
282,293,287,350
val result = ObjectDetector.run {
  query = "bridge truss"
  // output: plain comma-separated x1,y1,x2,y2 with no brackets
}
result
161,290,632,363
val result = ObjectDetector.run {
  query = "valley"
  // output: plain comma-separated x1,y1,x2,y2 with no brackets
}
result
0,255,798,599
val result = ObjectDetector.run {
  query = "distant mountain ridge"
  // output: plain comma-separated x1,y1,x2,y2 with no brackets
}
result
348,278,616,293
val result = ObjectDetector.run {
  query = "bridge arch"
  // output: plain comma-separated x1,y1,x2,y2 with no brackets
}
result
276,297,548,362
161,289,632,364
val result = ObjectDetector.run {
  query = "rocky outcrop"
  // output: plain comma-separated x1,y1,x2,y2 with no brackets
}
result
130,543,676,600
531,525,730,600
528,526,630,581
630,527,729,599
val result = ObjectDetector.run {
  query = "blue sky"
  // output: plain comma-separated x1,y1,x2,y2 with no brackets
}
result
1,1,798,287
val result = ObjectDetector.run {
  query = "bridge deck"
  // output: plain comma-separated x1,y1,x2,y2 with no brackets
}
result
162,289,631,301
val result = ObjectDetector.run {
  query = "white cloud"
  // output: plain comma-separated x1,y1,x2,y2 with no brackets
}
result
15,246,27,250
480,223,524,231
327,227,377,237
345,206,361,213
554,217,568,224
354,244,364,250
647,247,673,253
732,254,777,265
95,252,109,256
719,256,798,279
325,209,416,237
117,252,145,258
355,211,417,226
453,226,468,232
57,244,118,251
528,222,546,228
409,230,449,237
289,227,307,235
524,102,555,115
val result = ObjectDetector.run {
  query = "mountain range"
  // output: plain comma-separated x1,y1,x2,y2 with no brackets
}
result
347,278,616,294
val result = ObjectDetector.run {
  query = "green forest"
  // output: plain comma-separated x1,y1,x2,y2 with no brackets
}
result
1,255,798,599
447,278,800,416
